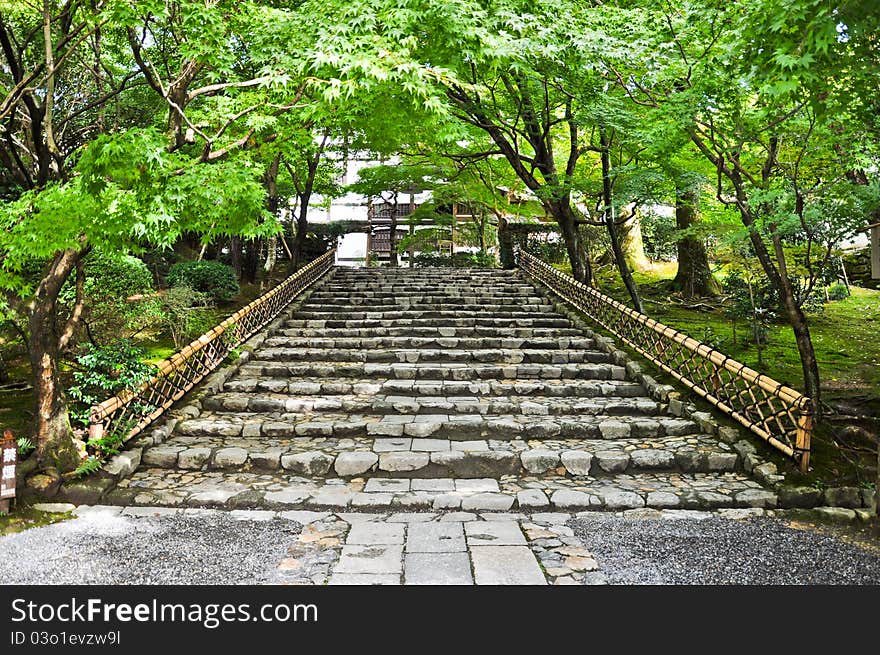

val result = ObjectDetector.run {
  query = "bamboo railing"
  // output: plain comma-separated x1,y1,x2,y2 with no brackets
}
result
515,248,813,472
89,249,336,446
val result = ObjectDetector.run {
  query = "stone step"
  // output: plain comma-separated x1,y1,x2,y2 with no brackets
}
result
222,377,648,398
294,306,555,317
249,347,615,365
237,361,625,381
272,326,586,338
304,296,550,306
315,279,537,290
260,336,597,351
291,309,561,321
282,317,574,329
108,469,773,512
141,433,738,478
203,392,661,417
171,412,698,441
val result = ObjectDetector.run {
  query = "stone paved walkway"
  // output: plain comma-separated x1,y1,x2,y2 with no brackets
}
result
4,505,877,585
276,509,597,585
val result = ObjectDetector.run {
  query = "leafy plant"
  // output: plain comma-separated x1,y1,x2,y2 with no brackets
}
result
72,456,103,478
16,437,34,457
150,285,216,349
167,260,240,303
828,283,850,302
67,340,156,428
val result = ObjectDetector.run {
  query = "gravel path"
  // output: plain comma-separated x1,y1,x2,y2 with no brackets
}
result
570,514,880,585
0,508,302,585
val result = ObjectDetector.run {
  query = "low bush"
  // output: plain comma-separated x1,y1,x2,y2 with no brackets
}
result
167,260,239,302
828,283,850,301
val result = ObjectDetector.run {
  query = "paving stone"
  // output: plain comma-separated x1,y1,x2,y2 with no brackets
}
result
598,489,645,510
281,451,334,476
364,478,411,493
455,479,499,493
551,489,599,509
178,448,212,470
309,488,353,508
560,450,593,476
521,449,560,474
470,546,546,585
461,493,515,511
411,479,455,492
249,449,282,470
465,520,526,546
379,452,430,472
517,489,550,509
439,512,478,522
410,439,450,452
328,573,400,585
373,438,412,452
406,522,467,553
629,449,674,469
335,545,404,574
735,488,778,509
142,447,180,468
595,451,630,473
405,553,473,585
646,491,681,508
264,489,312,505
347,522,405,545
334,451,379,476
387,513,438,523
279,511,331,524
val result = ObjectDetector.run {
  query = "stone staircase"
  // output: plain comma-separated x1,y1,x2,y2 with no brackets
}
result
115,266,774,512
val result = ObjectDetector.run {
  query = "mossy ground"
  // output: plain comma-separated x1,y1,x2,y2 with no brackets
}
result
0,504,73,535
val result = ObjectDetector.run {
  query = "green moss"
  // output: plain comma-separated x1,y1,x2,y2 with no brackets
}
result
0,505,73,535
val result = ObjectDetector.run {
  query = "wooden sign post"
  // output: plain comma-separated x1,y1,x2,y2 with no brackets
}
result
1,430,17,514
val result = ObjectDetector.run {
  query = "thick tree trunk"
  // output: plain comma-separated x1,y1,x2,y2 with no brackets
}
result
620,211,651,273
671,187,721,298
599,129,643,312
553,201,592,284
292,200,310,269
241,239,260,284
29,249,83,472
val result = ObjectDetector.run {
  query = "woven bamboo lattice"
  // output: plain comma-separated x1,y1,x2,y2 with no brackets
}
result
516,248,814,471
89,249,336,445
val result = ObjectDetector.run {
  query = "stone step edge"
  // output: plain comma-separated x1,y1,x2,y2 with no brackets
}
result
200,394,661,416
100,483,778,513
140,443,739,477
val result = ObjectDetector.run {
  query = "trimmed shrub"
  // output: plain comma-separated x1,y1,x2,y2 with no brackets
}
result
828,283,850,301
167,260,239,302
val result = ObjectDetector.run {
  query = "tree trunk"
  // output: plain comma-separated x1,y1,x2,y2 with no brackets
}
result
389,195,399,267
292,201,310,269
29,249,83,472
553,201,592,284
620,211,652,273
742,209,822,406
600,128,643,312
229,237,243,279
241,238,260,284
671,187,721,298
